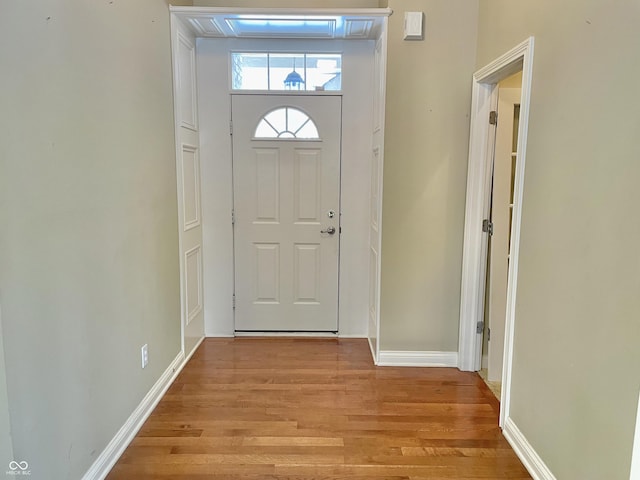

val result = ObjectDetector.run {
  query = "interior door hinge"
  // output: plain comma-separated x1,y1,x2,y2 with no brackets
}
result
482,219,494,236
489,110,498,125
487,328,491,341
229,120,233,135
232,294,236,310
476,321,484,334
231,209,235,225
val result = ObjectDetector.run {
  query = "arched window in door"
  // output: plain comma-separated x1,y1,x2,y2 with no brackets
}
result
254,107,320,139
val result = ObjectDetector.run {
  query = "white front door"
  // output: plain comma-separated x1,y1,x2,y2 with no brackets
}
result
232,95,342,332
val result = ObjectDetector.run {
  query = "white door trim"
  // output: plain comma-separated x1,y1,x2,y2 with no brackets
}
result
631,389,640,479
170,7,391,363
457,37,535,428
369,26,389,365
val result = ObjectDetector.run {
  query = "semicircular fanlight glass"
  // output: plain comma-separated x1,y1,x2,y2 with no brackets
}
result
254,107,319,139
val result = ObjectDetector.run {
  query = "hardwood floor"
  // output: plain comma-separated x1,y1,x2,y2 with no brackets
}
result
106,338,531,479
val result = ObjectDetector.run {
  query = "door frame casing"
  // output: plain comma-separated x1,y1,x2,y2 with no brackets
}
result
457,37,535,427
169,7,390,364
194,35,387,347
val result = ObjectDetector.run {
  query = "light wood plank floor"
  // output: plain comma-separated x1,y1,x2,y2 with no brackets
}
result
107,338,531,479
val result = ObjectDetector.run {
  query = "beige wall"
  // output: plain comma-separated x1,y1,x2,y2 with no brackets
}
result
3,0,637,477
477,1,640,478
0,1,182,478
379,0,478,351
0,307,13,469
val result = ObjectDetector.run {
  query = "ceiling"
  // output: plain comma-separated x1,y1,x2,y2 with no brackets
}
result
171,7,392,40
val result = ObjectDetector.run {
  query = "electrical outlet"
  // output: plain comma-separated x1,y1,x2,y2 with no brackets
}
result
141,344,148,368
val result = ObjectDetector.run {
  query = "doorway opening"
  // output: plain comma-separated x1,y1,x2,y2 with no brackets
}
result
169,7,391,363
458,37,535,428
479,72,523,400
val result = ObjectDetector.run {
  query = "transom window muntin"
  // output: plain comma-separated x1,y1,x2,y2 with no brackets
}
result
232,52,342,92
254,107,320,140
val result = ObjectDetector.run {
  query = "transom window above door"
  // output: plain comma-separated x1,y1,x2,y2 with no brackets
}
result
232,52,342,92
254,107,320,139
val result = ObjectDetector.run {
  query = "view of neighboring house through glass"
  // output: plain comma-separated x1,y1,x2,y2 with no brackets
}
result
231,52,342,91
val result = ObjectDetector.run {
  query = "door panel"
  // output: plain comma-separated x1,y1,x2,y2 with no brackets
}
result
293,244,321,303
254,149,280,222
232,95,341,332
173,25,204,356
254,243,280,303
294,150,321,222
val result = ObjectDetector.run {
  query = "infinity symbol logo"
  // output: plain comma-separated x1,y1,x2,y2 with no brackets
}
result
9,461,29,471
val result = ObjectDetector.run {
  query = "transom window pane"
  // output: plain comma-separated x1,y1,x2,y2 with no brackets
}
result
232,52,342,91
254,107,320,139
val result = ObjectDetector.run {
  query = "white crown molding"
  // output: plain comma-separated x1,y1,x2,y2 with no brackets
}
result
503,416,557,480
378,350,458,367
169,6,393,17
170,7,392,40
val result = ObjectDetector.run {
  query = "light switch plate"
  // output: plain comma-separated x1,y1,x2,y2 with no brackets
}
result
404,12,424,40
141,344,148,368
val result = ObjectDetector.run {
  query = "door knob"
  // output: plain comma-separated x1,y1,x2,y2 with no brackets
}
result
321,226,336,235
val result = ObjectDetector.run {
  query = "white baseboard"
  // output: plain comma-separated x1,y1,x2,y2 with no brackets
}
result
186,336,206,362
233,331,339,337
81,350,186,480
503,416,556,480
206,333,366,339
377,350,458,367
